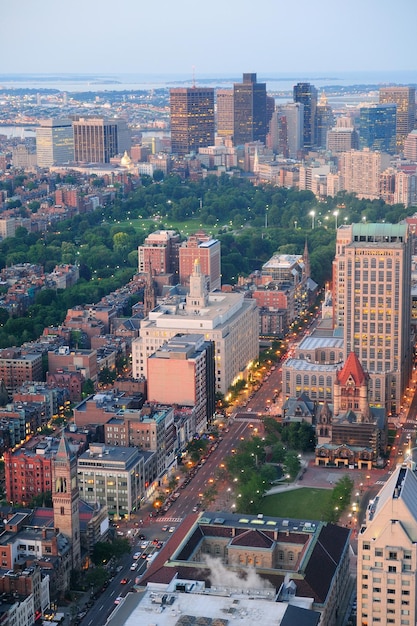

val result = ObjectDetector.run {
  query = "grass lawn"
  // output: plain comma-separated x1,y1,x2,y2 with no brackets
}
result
260,487,333,520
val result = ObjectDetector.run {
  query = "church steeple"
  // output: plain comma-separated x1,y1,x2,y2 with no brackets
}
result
52,433,81,570
185,258,208,313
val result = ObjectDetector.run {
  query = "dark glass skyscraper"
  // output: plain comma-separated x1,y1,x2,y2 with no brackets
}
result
293,82,318,149
315,93,334,149
379,86,416,151
358,104,397,154
233,73,267,145
170,87,215,156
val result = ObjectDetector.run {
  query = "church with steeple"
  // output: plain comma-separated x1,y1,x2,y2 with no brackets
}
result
52,434,81,570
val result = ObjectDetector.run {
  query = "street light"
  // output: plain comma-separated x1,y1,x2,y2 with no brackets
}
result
309,210,316,229
333,210,339,230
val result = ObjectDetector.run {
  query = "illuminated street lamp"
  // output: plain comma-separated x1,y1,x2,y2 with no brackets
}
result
309,210,316,229
333,210,339,230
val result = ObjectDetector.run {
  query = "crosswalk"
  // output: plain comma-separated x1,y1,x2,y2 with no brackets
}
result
374,480,386,485
157,517,183,523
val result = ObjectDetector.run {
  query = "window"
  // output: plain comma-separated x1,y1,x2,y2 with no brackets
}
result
389,551,397,560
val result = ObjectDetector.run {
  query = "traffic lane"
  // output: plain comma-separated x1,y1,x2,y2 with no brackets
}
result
154,423,253,518
81,541,153,624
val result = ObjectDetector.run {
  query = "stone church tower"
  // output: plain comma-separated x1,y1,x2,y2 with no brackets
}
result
52,434,81,570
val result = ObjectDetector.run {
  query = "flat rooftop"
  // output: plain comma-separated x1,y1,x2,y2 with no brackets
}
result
284,358,339,372
118,583,310,626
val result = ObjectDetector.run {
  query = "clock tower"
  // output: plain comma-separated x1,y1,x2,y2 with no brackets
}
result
52,434,81,570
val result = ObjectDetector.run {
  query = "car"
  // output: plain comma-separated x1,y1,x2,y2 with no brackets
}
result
140,540,149,549
168,526,176,533
161,525,169,532
114,596,123,605
138,534,146,540
133,552,141,560
192,506,199,512
130,562,138,571
120,577,129,584
156,542,163,549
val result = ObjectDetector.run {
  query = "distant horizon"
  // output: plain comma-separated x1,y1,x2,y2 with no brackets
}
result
1,70,417,95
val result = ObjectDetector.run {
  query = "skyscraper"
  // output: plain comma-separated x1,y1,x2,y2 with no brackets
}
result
314,93,334,149
36,118,74,167
293,82,318,149
179,232,221,291
233,73,267,145
379,86,416,151
358,103,397,154
170,87,215,156
72,117,131,163
357,461,417,626
276,103,304,158
333,222,412,414
216,89,234,138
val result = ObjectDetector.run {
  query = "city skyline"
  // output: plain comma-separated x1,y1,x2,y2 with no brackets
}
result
2,0,417,76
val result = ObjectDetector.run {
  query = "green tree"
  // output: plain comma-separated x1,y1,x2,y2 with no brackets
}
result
29,491,52,508
82,379,95,397
98,367,117,386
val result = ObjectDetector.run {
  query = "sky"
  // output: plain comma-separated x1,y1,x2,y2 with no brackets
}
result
1,0,417,78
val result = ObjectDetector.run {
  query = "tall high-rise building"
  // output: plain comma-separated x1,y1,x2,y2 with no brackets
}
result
131,259,259,394
358,103,397,154
216,89,234,138
179,232,221,290
170,87,215,156
233,73,267,145
339,148,391,200
326,127,358,153
276,103,304,158
357,461,417,626
36,118,74,167
267,110,288,156
147,334,215,434
394,170,417,207
72,117,131,163
379,86,416,151
403,129,417,161
293,82,318,149
315,93,334,149
137,229,180,276
52,434,81,570
333,222,412,413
